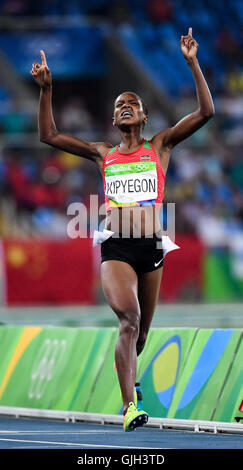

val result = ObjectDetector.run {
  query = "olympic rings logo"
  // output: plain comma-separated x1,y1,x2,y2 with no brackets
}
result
134,163,150,171
28,338,67,400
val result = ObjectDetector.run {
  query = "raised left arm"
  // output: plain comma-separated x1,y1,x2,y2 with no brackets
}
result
152,27,215,150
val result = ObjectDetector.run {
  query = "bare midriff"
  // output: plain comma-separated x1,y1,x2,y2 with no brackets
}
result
105,204,161,236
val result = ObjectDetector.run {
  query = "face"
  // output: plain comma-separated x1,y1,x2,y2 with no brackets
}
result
113,92,148,129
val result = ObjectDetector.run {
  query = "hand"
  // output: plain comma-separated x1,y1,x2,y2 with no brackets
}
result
30,50,52,89
180,27,198,62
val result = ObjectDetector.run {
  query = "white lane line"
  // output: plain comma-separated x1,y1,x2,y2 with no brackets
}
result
0,430,122,435
0,438,161,449
12,446,64,449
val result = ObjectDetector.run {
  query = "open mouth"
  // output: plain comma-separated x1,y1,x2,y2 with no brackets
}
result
120,110,133,118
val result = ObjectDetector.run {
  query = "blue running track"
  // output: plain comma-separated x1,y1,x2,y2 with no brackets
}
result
0,416,243,449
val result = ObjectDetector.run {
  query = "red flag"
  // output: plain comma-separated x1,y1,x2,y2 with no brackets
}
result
3,238,94,305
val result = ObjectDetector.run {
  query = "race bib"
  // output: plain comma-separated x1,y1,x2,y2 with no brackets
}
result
105,162,157,204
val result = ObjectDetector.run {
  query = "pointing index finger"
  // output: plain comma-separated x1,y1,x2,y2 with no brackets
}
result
188,27,192,36
40,50,47,66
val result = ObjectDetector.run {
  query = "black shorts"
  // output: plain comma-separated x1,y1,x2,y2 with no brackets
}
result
101,231,164,275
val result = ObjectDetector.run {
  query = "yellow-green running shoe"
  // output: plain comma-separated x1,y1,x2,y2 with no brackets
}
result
123,402,149,432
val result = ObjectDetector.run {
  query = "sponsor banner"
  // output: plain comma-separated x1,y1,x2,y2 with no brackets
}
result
213,337,243,422
1,326,242,423
0,326,25,400
0,326,117,413
69,329,117,412
0,327,89,409
137,329,197,418
168,329,240,420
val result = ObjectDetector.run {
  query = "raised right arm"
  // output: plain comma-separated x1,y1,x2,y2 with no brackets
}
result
31,50,111,166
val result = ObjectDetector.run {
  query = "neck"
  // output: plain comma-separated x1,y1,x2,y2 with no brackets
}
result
118,127,144,150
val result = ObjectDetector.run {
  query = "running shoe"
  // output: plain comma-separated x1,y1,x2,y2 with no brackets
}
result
123,402,149,432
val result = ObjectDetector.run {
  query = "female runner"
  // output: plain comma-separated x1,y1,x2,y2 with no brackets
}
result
31,27,214,431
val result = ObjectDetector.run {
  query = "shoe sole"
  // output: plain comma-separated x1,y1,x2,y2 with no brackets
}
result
125,413,149,432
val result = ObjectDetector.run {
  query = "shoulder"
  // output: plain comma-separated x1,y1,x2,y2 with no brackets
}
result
91,142,113,172
92,142,114,160
150,129,173,176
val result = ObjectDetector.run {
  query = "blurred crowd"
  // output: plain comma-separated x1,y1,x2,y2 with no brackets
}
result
0,78,242,247
0,0,118,17
0,0,242,247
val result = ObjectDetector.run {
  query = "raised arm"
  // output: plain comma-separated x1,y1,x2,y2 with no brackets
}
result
30,51,111,167
152,28,215,151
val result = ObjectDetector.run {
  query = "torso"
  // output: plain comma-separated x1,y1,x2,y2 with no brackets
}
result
97,135,171,236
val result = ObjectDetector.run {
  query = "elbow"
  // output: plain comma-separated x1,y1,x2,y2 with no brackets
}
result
39,135,48,144
206,109,215,119
39,131,56,144
199,107,215,120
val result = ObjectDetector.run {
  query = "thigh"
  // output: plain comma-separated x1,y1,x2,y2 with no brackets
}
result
101,260,140,320
137,267,163,333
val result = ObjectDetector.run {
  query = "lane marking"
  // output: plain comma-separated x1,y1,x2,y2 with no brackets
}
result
0,437,164,449
0,430,122,434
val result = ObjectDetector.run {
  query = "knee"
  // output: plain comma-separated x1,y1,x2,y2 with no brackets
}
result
136,331,148,356
117,309,140,338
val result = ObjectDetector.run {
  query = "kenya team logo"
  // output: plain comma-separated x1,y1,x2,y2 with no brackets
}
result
140,155,151,162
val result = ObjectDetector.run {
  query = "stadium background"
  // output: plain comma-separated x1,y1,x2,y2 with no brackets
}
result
0,0,242,320
0,0,243,428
